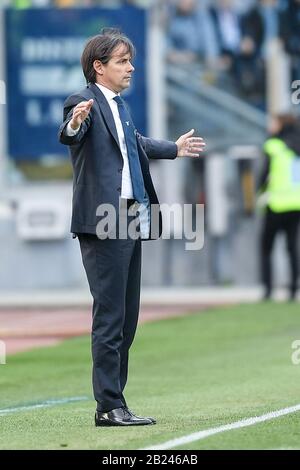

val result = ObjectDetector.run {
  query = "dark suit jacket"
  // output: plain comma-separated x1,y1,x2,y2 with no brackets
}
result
58,83,178,239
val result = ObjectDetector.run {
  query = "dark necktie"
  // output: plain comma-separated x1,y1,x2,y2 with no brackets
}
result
113,95,145,203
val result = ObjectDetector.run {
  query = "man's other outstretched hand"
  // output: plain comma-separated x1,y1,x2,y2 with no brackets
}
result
70,99,94,130
175,129,206,158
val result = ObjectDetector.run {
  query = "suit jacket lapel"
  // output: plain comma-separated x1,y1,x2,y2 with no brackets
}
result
89,83,120,150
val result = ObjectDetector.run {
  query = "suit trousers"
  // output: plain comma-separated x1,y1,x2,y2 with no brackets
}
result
78,227,142,413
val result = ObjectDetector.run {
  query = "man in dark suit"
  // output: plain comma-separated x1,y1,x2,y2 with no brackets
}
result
59,28,205,427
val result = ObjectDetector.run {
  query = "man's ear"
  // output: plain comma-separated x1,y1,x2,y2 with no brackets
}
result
93,60,103,75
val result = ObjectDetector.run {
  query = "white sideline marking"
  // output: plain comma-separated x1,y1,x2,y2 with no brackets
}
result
0,396,89,415
143,404,300,450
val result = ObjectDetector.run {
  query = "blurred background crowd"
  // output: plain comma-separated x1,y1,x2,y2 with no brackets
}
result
0,0,300,294
2,0,300,108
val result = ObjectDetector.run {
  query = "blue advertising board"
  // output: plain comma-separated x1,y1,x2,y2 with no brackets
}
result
5,7,147,160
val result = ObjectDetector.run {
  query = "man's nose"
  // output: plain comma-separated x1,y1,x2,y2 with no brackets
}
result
129,63,135,72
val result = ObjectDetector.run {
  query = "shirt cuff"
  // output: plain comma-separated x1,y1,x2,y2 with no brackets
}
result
66,121,80,136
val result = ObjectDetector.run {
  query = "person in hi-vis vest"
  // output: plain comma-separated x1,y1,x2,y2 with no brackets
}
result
258,113,300,301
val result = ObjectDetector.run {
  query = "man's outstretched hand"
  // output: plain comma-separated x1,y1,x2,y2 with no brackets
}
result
175,129,206,157
70,99,94,130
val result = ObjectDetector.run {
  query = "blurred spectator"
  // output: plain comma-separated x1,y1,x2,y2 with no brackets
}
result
258,113,300,301
239,0,280,100
209,0,242,75
280,0,300,81
166,0,218,65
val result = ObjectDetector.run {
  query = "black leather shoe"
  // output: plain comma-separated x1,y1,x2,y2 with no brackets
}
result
95,407,153,426
125,407,156,424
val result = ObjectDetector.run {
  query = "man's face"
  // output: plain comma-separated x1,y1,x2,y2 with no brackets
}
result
94,44,134,93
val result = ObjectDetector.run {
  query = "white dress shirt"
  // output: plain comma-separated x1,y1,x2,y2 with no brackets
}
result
66,83,150,238
66,83,133,199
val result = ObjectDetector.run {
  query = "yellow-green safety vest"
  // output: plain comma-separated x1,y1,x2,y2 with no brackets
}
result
264,137,300,212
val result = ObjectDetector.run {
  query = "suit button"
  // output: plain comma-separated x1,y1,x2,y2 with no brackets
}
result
118,168,122,173
117,187,121,193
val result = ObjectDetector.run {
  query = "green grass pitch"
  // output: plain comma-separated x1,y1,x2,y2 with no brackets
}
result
1,302,300,450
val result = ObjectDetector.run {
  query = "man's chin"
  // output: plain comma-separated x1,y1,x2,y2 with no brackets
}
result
120,83,130,91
